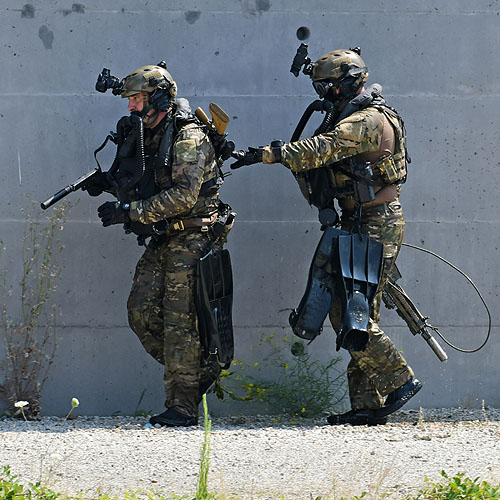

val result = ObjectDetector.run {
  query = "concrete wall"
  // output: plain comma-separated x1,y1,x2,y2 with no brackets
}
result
1,0,499,416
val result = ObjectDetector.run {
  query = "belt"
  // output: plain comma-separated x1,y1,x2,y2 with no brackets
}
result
170,212,219,232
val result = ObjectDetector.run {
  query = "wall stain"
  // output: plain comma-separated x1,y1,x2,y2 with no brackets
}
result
256,0,271,12
38,25,54,49
62,3,86,15
185,11,201,24
241,0,271,15
21,4,35,18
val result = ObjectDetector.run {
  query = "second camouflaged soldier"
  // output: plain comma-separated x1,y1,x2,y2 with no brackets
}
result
232,48,421,425
86,62,234,427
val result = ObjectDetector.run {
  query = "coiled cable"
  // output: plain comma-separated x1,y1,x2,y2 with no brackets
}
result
402,242,491,353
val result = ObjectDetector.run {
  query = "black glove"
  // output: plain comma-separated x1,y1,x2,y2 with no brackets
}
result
82,172,111,197
149,88,173,111
97,201,129,227
230,147,264,169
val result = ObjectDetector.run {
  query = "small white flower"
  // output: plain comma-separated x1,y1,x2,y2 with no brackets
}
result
50,454,62,461
71,398,79,408
14,401,29,408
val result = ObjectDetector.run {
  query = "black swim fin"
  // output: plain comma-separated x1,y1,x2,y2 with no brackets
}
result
335,232,383,351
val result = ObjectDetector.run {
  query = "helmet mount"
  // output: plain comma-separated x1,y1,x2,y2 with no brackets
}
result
289,44,368,101
95,61,177,107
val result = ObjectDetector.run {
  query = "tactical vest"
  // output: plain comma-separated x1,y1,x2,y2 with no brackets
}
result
372,104,407,185
294,86,408,210
109,99,221,238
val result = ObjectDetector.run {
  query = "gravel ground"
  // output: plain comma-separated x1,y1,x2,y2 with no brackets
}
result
0,408,499,500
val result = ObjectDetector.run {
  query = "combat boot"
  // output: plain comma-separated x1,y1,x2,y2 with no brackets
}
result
375,377,422,418
149,408,198,427
327,409,388,426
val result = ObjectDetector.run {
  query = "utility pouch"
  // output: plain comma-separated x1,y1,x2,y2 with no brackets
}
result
350,161,376,203
211,203,236,240
375,155,399,184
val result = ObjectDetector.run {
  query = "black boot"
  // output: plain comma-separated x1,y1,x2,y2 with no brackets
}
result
375,377,422,418
327,409,388,426
149,408,198,427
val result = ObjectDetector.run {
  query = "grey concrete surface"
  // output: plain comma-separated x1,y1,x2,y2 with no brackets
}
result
0,1,499,416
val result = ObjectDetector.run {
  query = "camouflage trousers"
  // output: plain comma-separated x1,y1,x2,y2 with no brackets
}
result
329,199,414,410
127,230,213,418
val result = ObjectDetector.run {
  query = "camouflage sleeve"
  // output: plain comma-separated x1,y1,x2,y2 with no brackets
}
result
278,108,384,173
129,126,210,224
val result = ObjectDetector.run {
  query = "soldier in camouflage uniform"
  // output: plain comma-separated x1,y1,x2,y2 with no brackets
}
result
232,48,421,425
87,63,231,427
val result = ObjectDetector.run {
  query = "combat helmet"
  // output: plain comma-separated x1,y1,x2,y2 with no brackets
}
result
311,48,368,99
120,62,177,99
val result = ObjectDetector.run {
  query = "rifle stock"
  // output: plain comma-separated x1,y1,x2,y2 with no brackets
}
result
195,104,234,162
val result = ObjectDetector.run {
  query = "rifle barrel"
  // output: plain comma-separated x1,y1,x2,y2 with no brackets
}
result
41,185,74,210
40,167,100,210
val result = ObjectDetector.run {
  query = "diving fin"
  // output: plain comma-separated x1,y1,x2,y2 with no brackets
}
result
289,227,344,341
195,249,234,369
335,232,384,351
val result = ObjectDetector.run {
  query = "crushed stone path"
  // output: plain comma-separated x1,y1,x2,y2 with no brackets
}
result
0,408,499,499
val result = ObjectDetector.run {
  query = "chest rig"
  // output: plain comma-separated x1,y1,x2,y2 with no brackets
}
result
95,98,222,244
290,84,409,225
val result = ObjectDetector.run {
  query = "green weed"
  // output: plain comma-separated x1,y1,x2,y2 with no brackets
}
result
0,200,71,419
405,470,500,499
195,394,216,500
0,464,62,499
2,453,499,499
216,334,347,417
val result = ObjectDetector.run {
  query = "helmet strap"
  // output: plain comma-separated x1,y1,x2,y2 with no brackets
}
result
141,93,152,114
139,93,159,127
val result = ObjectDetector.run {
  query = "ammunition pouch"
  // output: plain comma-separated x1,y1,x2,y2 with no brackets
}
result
210,203,236,240
373,154,401,185
195,249,234,369
290,227,383,351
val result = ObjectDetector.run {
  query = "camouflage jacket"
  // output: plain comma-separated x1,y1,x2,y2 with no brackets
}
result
129,121,220,225
263,105,406,189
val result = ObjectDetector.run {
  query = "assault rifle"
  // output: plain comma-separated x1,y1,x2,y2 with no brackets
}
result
41,103,234,211
41,167,101,210
382,265,448,362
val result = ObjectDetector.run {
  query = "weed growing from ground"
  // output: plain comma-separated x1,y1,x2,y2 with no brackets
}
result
0,466,499,499
64,398,80,421
216,333,347,418
404,471,500,499
196,394,216,500
0,201,71,419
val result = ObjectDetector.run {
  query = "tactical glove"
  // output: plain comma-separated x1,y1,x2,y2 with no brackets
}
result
83,172,111,197
230,147,264,169
97,201,129,227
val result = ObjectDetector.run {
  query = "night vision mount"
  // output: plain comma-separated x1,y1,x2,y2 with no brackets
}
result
95,61,171,96
290,43,314,77
95,68,122,95
290,44,363,78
